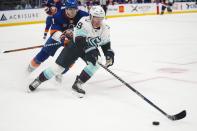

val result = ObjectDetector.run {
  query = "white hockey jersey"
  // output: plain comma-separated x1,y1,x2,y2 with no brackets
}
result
74,16,110,52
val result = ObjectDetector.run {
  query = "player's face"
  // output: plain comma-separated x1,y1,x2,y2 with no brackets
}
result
66,8,78,18
91,16,104,28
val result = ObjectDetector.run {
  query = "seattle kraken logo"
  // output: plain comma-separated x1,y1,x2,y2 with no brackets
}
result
88,36,101,47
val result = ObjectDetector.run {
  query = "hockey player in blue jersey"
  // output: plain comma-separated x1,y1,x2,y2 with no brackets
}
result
43,0,64,39
44,0,63,12
28,0,89,73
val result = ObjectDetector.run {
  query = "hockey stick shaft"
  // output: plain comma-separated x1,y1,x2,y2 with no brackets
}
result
3,45,43,53
3,42,62,53
98,63,186,120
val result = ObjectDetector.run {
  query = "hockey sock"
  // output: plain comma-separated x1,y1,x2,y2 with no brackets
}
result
41,67,56,81
38,72,49,82
79,63,100,83
30,58,41,70
34,49,50,64
79,70,91,83
37,67,56,82
30,50,50,70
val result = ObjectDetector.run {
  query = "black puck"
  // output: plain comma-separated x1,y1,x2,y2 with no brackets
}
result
152,121,160,125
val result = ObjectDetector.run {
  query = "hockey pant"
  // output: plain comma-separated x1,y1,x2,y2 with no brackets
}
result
42,44,100,82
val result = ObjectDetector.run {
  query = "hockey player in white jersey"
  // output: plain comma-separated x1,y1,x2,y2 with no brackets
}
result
28,6,115,98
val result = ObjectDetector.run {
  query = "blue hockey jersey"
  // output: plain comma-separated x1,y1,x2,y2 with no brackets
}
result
49,9,89,35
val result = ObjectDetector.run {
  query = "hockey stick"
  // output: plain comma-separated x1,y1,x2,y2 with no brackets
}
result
98,63,186,121
3,42,62,53
3,45,43,53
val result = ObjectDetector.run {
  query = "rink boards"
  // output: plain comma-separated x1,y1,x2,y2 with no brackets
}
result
0,2,197,27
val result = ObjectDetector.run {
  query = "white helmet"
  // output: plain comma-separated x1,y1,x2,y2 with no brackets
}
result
89,6,105,18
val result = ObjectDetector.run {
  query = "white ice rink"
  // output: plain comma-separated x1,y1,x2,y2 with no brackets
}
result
0,13,197,131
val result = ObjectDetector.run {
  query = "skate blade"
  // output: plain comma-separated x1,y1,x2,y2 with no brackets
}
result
72,90,85,98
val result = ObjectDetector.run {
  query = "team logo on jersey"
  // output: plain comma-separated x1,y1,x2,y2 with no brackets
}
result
0,14,7,21
87,36,101,47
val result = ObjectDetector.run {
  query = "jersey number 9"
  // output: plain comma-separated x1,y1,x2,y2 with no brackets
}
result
76,22,83,29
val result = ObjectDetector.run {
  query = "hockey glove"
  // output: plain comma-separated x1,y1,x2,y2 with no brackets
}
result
60,34,70,46
62,29,73,40
105,49,114,68
44,6,57,15
85,48,100,66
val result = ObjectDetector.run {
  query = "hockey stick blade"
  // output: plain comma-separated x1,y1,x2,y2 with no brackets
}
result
168,110,186,121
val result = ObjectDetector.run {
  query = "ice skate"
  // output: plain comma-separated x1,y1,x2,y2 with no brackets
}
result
28,78,42,92
72,76,85,98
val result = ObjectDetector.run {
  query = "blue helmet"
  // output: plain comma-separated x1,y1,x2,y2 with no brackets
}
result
65,0,78,9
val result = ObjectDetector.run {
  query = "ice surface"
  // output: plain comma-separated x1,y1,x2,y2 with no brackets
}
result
0,13,197,131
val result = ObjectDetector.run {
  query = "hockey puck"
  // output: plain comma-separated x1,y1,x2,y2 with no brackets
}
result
152,121,160,125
